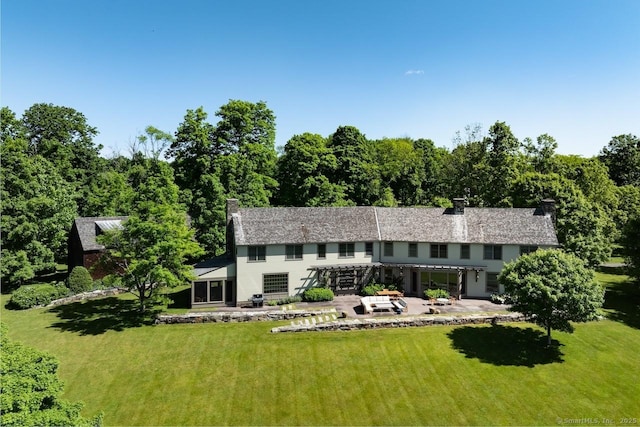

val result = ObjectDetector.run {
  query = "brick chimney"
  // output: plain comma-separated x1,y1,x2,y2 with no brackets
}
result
452,197,465,215
226,199,239,257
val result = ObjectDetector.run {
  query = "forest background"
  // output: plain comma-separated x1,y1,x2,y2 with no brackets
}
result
2,100,640,288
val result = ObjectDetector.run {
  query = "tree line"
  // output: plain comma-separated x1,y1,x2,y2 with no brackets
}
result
2,101,640,288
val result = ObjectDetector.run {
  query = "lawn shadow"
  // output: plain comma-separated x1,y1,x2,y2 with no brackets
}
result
448,325,564,367
602,279,640,329
48,297,159,336
597,265,628,276
167,287,191,309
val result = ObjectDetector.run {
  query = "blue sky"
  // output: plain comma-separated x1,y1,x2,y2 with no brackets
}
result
2,0,639,157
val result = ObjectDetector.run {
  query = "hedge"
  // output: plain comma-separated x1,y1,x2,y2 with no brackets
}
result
302,288,334,302
9,283,70,310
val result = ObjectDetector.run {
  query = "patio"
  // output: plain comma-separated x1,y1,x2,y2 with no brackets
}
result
331,295,510,318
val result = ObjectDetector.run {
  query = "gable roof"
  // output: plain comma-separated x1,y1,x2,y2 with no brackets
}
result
232,206,558,247
233,206,380,246
71,216,128,252
375,207,558,245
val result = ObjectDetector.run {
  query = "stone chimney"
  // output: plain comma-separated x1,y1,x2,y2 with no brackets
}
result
541,199,556,224
452,197,465,215
226,199,239,257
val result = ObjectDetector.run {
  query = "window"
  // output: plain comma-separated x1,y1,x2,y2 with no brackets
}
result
194,280,224,303
263,273,288,294
384,242,394,257
486,273,499,293
408,243,418,258
339,243,354,258
430,244,448,259
520,245,538,255
460,244,470,259
286,244,303,260
365,242,374,256
194,281,207,303
483,245,502,260
317,244,326,259
209,280,223,302
248,245,266,261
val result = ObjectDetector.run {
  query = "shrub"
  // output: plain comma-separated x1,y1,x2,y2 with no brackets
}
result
266,296,303,306
424,289,449,299
67,266,94,294
361,283,385,296
302,287,334,302
9,283,69,309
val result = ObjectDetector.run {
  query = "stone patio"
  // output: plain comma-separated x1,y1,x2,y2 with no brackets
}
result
330,295,510,318
193,294,510,318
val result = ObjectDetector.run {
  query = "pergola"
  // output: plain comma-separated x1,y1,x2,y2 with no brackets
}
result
309,262,486,298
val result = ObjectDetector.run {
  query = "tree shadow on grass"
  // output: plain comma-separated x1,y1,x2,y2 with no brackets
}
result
602,279,640,330
167,287,191,309
48,297,160,336
448,325,564,367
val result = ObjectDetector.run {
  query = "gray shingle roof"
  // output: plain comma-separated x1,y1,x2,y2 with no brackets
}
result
71,216,128,252
233,206,379,245
233,206,558,246
375,207,558,245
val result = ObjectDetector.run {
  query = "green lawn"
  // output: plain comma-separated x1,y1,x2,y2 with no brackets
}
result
2,274,639,426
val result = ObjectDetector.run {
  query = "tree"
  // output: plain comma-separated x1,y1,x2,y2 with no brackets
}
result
1,138,77,287
620,215,640,283
83,170,134,217
327,125,382,205
499,249,604,346
482,121,522,206
20,103,103,216
98,202,203,312
277,133,349,206
599,134,640,187
212,100,278,206
166,102,279,256
523,133,557,174
613,185,640,237
414,138,448,204
374,137,424,206
511,172,614,267
441,139,487,205
0,323,102,426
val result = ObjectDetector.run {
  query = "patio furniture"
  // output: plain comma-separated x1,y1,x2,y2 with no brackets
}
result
392,298,408,313
361,295,395,313
375,289,404,299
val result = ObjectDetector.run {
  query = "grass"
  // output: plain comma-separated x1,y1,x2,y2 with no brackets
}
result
2,274,639,426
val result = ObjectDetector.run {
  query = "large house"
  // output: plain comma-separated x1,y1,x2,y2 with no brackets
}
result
192,198,559,307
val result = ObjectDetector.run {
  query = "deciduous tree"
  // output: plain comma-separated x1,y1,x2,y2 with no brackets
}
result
276,133,348,206
0,323,102,426
1,138,77,286
599,134,640,187
511,172,614,267
98,202,203,312
499,249,604,346
620,215,640,283
327,125,382,205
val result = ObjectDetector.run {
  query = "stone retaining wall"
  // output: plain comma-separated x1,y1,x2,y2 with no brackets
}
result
46,288,125,307
271,313,527,333
155,309,342,324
